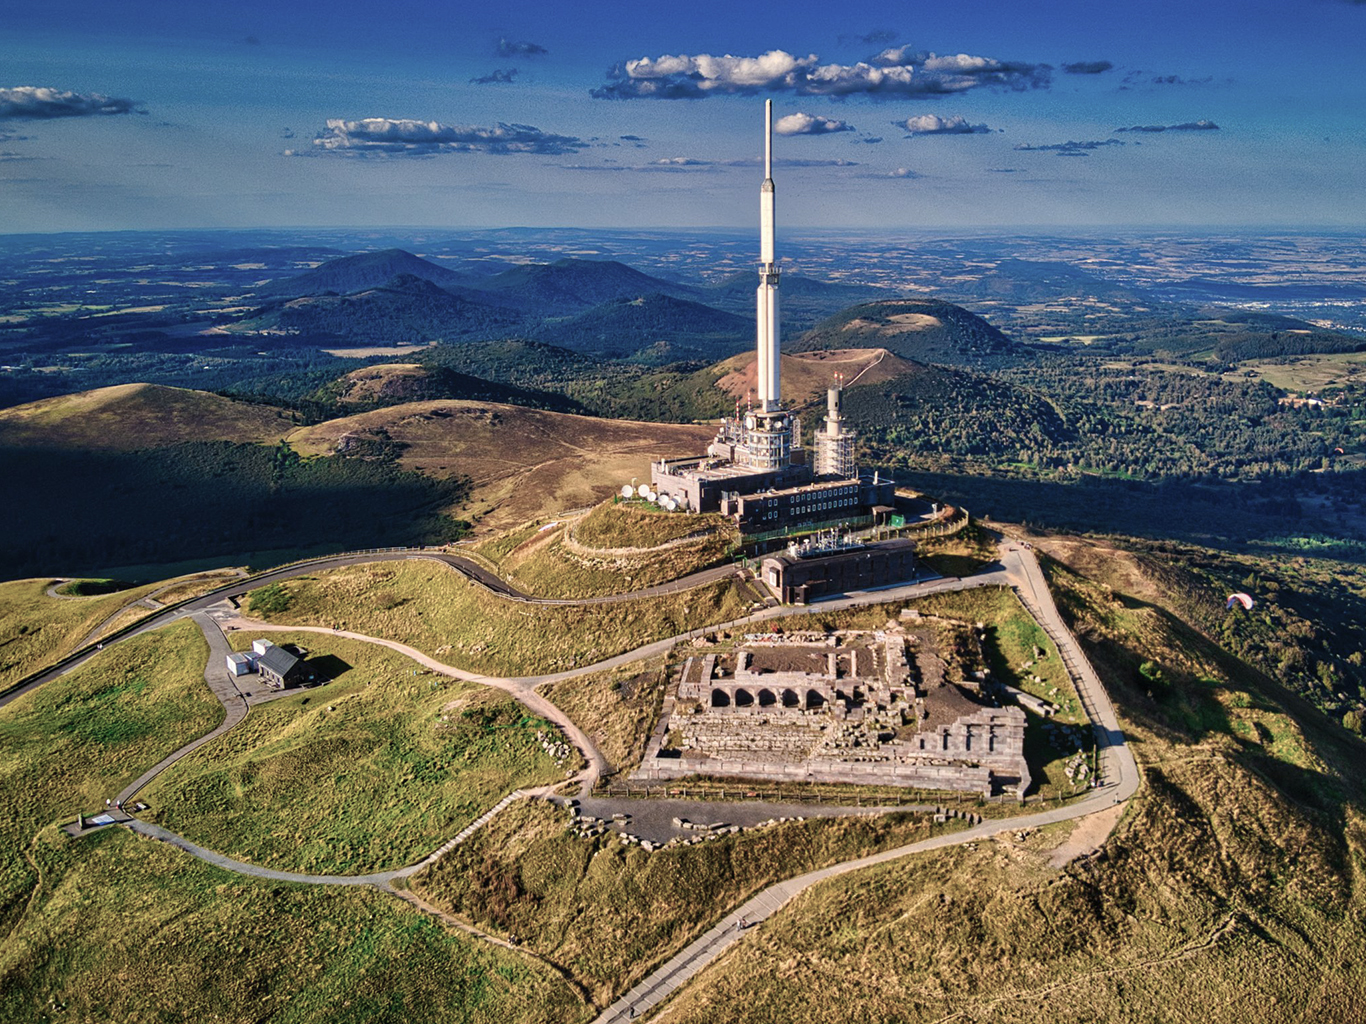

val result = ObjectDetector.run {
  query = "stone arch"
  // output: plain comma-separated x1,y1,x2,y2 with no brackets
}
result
734,688,754,707
711,689,730,708
781,688,800,708
758,688,777,707
806,689,826,708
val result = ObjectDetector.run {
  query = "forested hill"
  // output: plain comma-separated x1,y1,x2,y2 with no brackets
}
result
525,293,751,362
251,248,474,300
470,258,698,313
417,339,603,391
790,298,1029,368
836,363,1075,461
315,363,585,415
240,274,523,343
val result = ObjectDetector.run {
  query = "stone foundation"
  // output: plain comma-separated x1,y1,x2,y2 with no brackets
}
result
639,622,1031,796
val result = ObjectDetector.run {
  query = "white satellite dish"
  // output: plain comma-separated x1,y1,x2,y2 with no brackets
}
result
621,485,634,499
635,485,649,498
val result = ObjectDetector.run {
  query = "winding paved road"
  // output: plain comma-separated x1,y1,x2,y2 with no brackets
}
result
20,539,1140,1024
0,548,746,712
592,543,1140,1024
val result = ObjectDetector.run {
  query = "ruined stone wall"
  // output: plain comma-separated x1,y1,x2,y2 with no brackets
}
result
635,752,996,794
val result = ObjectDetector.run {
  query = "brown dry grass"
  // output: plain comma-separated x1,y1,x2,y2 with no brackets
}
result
501,531,732,600
249,559,751,676
573,501,735,551
146,569,244,606
0,383,292,449
0,577,165,689
412,799,953,1007
537,656,668,772
331,362,429,402
285,400,714,532
713,348,918,408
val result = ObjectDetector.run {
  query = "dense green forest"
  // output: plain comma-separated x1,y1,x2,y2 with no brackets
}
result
841,355,1361,480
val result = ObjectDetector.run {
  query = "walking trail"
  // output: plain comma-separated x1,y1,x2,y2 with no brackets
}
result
27,541,1139,1023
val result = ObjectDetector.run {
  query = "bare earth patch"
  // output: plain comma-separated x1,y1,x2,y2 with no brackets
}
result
714,347,918,408
1045,802,1126,867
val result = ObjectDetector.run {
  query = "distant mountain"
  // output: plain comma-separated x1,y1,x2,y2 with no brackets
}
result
472,258,700,314
1116,307,1366,361
251,248,476,300
526,292,752,362
790,299,1027,368
1162,278,1366,303
708,272,883,301
318,363,586,414
705,272,888,329
240,274,523,344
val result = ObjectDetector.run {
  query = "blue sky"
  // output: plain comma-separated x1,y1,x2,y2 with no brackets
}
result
3,0,1364,232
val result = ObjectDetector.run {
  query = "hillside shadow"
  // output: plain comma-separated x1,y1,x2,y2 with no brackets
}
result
0,442,469,581
305,654,350,683
1067,589,1366,849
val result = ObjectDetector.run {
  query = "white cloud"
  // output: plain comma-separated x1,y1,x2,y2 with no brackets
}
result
593,48,1049,99
775,112,853,135
302,117,586,156
0,86,142,120
899,114,991,135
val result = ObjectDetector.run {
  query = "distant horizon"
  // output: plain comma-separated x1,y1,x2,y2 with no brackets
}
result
4,223,1366,241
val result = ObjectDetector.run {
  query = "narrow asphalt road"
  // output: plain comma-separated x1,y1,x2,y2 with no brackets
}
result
114,612,248,805
29,539,1140,1024
0,548,745,712
589,545,1141,1024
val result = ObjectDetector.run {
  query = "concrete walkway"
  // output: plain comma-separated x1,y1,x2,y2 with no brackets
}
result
1001,544,1141,799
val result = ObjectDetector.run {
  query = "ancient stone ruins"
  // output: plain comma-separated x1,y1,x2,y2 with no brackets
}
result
636,614,1030,795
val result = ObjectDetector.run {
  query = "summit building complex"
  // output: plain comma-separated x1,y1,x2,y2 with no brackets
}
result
651,101,894,533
